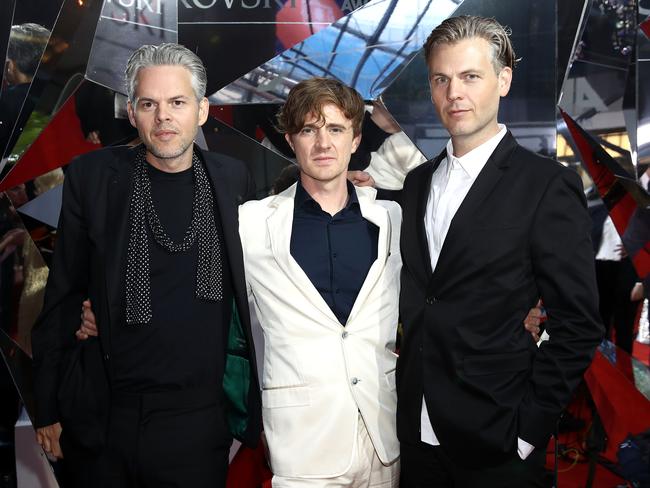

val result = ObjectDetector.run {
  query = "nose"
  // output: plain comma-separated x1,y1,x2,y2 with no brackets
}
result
314,129,331,149
155,104,171,122
446,77,463,101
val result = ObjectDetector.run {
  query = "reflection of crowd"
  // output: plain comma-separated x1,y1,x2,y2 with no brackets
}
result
0,23,50,158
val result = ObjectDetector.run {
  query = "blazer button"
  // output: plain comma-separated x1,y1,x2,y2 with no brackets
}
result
342,331,349,339
426,297,438,305
351,377,359,385
103,354,110,361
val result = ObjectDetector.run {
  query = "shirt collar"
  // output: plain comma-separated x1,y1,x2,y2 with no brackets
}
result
445,124,507,180
294,179,359,212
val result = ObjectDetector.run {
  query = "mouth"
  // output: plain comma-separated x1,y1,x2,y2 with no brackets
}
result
313,156,335,164
448,109,470,117
154,129,178,140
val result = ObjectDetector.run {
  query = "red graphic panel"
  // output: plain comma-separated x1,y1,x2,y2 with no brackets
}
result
0,93,98,193
561,108,650,280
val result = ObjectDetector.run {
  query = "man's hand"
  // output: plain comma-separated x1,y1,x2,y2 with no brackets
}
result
524,300,546,342
75,299,98,340
36,422,63,459
631,282,644,302
347,170,375,188
85,131,101,145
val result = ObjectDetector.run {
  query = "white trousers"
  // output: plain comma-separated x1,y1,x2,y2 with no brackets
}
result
271,415,399,488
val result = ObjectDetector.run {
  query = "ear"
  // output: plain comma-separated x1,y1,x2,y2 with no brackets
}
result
498,67,512,97
285,133,295,153
127,100,137,128
198,97,209,126
351,133,362,154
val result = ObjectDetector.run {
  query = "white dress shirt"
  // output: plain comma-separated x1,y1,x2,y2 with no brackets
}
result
420,125,535,460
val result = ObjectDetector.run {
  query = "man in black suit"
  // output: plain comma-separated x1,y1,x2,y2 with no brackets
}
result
396,16,604,487
31,43,260,487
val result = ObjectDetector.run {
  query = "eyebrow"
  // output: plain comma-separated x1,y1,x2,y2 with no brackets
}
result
302,122,348,129
137,95,190,103
431,69,484,77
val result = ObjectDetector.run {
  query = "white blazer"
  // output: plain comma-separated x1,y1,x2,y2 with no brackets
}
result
239,183,402,478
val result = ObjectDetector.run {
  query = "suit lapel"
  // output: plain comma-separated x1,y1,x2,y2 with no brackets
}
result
266,185,341,328
430,132,518,287
201,150,248,308
403,156,442,288
105,146,136,324
346,187,389,324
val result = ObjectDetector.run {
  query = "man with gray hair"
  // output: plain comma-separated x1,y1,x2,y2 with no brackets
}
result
396,15,603,487
31,43,260,487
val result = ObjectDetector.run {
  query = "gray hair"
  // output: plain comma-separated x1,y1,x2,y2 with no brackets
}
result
424,15,518,73
8,23,51,76
124,43,207,104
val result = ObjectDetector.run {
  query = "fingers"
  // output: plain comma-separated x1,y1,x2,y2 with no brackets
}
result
78,299,98,338
36,431,50,453
50,438,63,459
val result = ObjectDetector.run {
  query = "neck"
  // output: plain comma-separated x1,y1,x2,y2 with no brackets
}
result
451,124,501,158
146,148,193,173
300,174,349,216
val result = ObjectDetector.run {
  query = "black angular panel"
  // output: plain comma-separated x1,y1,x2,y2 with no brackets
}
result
86,0,178,94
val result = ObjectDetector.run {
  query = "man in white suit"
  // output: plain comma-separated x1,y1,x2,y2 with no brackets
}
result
238,77,402,487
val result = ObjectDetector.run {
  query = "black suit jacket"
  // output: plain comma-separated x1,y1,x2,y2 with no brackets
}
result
396,132,604,468
31,144,261,450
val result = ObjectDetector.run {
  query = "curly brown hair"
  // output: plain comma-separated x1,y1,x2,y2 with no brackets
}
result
277,77,365,136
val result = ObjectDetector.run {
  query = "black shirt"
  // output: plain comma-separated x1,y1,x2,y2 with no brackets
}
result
111,163,231,393
290,181,379,325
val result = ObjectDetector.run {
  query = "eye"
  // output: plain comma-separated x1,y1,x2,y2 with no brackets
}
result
328,127,344,135
465,73,480,81
140,101,153,110
172,99,185,107
432,76,448,85
300,127,315,136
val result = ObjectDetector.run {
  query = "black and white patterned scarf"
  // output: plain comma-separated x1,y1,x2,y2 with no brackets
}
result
125,147,223,325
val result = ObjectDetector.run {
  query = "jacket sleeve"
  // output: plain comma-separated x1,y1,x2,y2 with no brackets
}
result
31,161,90,428
518,168,604,447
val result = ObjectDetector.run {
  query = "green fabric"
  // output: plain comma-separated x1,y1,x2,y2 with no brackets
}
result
222,299,251,441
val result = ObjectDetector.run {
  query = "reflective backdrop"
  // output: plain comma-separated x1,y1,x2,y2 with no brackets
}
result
0,1,648,486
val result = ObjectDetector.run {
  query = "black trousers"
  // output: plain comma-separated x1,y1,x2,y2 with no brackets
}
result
595,259,640,354
400,441,553,488
60,387,231,488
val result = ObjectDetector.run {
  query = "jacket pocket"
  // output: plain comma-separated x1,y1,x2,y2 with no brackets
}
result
262,385,311,409
463,350,531,376
384,369,397,391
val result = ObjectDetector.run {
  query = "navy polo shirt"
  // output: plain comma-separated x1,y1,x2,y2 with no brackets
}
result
290,181,379,325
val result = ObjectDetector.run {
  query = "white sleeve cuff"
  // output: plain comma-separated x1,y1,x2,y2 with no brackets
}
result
517,437,535,460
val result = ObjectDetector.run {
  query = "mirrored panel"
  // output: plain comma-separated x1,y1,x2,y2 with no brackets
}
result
559,0,637,179
638,60,650,167
86,0,178,94
209,0,464,104
1,0,104,175
557,0,590,98
202,113,293,198
382,0,556,160
0,0,65,166
0,191,48,356
0,0,15,89
0,330,35,424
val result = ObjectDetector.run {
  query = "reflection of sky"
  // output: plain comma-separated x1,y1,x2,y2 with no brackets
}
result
210,0,462,103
